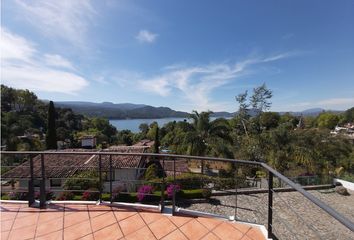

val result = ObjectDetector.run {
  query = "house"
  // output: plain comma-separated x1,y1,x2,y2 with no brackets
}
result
80,135,97,148
330,123,354,142
1,146,150,193
133,139,155,148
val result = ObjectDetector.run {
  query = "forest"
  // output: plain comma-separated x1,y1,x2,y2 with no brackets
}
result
1,84,353,179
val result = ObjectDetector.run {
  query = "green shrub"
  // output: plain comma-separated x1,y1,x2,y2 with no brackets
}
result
116,192,137,203
64,171,103,191
1,194,10,200
73,195,82,201
202,188,212,199
145,164,159,181
341,172,354,182
180,189,204,199
102,193,110,201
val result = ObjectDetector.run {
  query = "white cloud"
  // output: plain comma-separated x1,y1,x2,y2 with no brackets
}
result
1,28,88,93
1,28,36,62
3,65,88,94
43,54,75,70
13,0,96,46
136,30,158,43
137,53,294,111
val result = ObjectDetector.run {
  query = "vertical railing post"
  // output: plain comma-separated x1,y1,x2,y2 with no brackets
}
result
28,154,35,207
201,159,204,174
109,155,113,203
172,157,176,215
160,156,165,212
234,163,238,220
98,154,102,203
268,171,273,238
39,153,46,208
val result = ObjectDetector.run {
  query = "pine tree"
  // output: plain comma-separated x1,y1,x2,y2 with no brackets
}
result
153,126,160,154
46,101,57,149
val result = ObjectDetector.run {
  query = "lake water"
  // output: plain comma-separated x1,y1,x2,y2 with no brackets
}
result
110,118,190,132
110,117,226,132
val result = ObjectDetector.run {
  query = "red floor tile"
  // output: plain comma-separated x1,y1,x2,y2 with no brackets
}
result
35,230,63,240
93,223,123,240
213,222,244,240
148,217,177,239
119,213,146,236
35,217,63,237
196,217,223,230
63,219,92,240
179,219,209,240
64,211,89,228
161,229,188,240
201,232,221,240
0,203,266,240
90,211,117,232
8,224,37,240
125,226,156,240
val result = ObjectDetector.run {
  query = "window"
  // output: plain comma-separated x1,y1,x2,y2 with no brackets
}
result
104,171,115,181
50,179,62,187
33,180,41,187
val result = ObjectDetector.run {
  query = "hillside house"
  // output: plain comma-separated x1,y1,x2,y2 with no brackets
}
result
2,146,150,193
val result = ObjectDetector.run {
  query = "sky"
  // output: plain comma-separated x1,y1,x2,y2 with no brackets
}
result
1,0,354,112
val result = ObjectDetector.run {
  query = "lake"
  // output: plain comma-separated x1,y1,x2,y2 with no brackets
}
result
110,117,228,132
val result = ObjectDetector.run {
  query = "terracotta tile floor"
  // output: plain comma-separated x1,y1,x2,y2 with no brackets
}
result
0,203,266,240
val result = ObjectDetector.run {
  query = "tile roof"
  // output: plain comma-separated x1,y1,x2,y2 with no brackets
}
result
2,147,148,179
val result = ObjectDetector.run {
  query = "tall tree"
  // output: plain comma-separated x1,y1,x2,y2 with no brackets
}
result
46,101,57,149
185,111,233,173
153,125,160,154
235,91,250,136
185,111,232,156
250,83,272,116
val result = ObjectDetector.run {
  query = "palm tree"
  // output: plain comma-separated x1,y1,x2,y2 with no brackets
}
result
184,111,233,173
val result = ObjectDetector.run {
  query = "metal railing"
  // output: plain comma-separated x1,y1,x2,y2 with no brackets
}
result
1,151,353,239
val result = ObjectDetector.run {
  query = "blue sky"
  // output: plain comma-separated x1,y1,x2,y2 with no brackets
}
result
1,0,354,112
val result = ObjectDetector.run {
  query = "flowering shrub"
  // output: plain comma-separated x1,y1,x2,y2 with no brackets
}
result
56,191,74,200
8,192,28,200
166,184,181,198
8,192,18,200
81,189,99,201
34,191,54,200
137,185,153,202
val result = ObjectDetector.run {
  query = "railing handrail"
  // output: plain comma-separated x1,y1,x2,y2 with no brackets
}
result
0,150,261,165
261,162,354,232
1,150,354,233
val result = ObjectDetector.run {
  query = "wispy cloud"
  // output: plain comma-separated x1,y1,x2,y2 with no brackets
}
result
43,54,75,70
136,30,158,43
1,28,36,62
13,0,96,47
137,53,296,111
1,28,88,94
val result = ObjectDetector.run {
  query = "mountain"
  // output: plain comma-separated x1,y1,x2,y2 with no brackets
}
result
55,101,189,119
279,108,343,117
210,111,235,118
54,101,341,119
301,108,325,115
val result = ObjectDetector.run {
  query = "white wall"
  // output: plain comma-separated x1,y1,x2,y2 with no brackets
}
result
334,178,354,191
81,138,95,147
